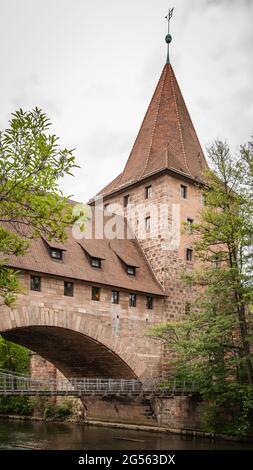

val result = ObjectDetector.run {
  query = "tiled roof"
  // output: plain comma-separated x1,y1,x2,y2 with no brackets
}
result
42,237,67,251
96,63,207,198
5,215,165,296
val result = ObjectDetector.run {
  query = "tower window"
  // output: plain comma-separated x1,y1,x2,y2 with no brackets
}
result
145,216,151,232
64,281,74,297
213,255,221,268
187,218,194,232
180,185,188,199
92,286,100,301
145,185,152,199
185,302,191,315
91,257,101,268
126,265,136,276
30,275,41,292
51,248,63,260
123,195,129,208
129,293,136,307
146,296,153,310
186,248,193,262
112,290,119,304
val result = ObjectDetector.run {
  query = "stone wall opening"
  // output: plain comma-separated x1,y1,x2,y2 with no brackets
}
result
2,326,136,379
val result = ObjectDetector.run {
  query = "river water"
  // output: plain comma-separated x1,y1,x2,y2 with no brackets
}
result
0,419,252,450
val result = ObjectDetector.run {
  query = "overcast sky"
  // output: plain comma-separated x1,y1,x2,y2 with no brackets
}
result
0,0,252,202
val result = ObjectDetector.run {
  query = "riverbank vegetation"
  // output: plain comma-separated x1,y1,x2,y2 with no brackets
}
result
150,139,253,436
0,337,33,415
0,337,75,420
0,108,78,416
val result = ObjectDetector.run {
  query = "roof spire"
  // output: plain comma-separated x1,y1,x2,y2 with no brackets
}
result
165,7,174,64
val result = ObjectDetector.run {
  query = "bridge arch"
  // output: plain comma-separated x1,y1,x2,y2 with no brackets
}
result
0,305,147,379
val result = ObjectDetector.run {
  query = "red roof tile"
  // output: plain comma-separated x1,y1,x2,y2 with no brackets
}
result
96,63,207,198
5,215,165,296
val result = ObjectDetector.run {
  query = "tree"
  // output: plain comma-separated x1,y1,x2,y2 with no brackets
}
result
0,108,77,305
150,139,253,435
0,337,30,373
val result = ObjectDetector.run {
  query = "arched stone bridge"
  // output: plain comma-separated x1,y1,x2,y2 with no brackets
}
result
0,288,163,381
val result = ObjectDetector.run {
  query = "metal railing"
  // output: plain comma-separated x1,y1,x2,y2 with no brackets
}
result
0,370,142,396
0,369,196,397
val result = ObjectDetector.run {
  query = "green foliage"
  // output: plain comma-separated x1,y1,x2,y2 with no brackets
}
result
43,402,55,419
0,396,34,416
0,108,78,305
43,400,73,420
0,336,34,415
0,336,30,373
149,138,253,436
56,400,73,418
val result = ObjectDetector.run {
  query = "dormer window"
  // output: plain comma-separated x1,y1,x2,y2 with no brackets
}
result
126,265,136,276
91,257,101,268
51,248,63,260
43,238,66,260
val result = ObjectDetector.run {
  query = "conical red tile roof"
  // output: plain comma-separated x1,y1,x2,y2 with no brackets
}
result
97,63,207,197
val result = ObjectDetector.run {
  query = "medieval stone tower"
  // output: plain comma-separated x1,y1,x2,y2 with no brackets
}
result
1,17,208,394
91,43,207,321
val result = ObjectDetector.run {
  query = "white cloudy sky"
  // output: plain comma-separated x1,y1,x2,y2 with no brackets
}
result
0,0,252,202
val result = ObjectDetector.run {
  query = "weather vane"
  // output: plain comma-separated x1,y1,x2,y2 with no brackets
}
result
165,7,174,64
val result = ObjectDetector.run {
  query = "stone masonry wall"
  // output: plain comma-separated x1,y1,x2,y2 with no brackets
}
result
103,173,203,320
152,396,204,430
1,271,164,379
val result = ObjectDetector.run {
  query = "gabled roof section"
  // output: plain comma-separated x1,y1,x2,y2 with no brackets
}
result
78,239,106,260
42,237,67,251
110,239,140,268
96,63,207,198
4,213,165,296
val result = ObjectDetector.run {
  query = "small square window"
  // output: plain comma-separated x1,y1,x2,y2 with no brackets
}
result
123,195,130,208
180,185,187,199
126,265,136,276
91,257,101,268
112,290,119,304
185,302,191,315
145,216,151,232
129,293,136,307
145,185,152,199
187,218,194,232
212,255,221,268
146,296,153,310
64,281,74,297
92,286,100,301
30,275,41,292
186,248,193,262
51,248,63,260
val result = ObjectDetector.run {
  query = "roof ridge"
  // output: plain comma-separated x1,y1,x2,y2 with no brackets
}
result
139,65,167,180
169,65,192,177
116,65,167,188
94,61,207,199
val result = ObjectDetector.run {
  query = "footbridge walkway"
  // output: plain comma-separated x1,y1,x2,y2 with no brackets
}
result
0,369,197,397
